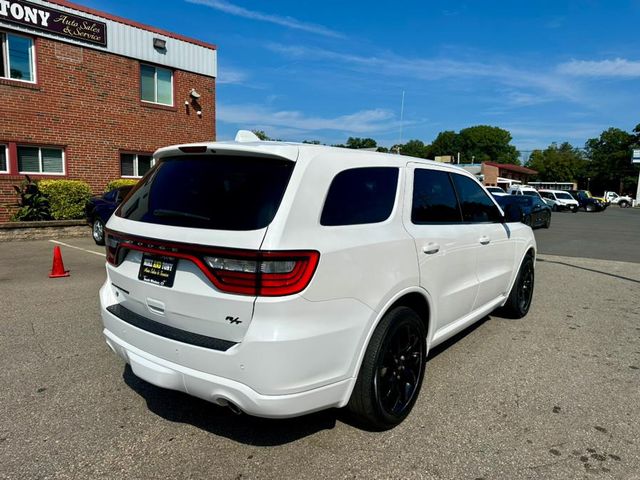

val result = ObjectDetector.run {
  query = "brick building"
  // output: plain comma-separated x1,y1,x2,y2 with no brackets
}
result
0,0,217,221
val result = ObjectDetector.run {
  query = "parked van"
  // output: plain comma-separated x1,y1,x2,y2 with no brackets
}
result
538,189,579,212
99,131,536,429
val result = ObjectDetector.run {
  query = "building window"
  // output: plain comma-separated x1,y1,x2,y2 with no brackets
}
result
0,32,35,82
140,64,173,105
0,144,8,172
121,153,154,177
18,146,64,174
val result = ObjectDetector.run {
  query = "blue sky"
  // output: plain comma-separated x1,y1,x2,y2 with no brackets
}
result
85,0,640,154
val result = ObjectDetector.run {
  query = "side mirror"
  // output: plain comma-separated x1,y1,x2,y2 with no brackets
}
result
503,203,523,223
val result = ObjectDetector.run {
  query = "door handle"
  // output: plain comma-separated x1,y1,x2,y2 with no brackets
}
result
422,242,440,254
479,236,491,245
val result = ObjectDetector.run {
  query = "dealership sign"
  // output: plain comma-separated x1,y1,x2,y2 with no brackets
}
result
0,0,107,47
633,149,640,164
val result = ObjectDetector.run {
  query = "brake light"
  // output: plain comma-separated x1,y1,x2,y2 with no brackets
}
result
203,251,320,296
178,146,208,153
104,229,319,296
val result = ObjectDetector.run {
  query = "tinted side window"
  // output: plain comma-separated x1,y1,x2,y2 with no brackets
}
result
412,169,461,223
321,167,399,226
451,174,502,223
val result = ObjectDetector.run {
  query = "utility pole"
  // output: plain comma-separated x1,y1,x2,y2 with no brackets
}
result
397,90,405,155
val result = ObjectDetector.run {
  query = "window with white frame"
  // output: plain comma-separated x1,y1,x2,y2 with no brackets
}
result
0,144,8,172
18,146,64,174
0,31,35,82
121,153,154,177
140,64,173,105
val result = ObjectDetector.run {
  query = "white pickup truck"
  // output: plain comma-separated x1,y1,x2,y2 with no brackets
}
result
604,191,634,208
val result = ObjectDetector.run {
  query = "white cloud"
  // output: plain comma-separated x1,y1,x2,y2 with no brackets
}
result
185,0,343,38
557,58,640,77
217,66,249,84
266,43,580,101
218,103,402,135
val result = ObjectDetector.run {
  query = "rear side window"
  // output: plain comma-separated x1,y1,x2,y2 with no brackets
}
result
117,155,294,230
451,173,502,223
412,169,461,223
321,167,399,226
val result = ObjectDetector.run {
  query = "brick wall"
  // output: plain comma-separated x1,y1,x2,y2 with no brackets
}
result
0,36,216,221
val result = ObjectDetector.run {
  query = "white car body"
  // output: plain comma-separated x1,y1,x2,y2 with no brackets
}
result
538,189,580,211
99,133,536,426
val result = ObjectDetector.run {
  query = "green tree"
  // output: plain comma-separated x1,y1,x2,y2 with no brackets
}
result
584,127,638,193
526,142,586,182
429,131,460,159
396,139,430,158
458,125,519,164
344,137,378,149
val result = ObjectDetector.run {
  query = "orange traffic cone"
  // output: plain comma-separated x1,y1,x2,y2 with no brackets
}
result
49,246,70,278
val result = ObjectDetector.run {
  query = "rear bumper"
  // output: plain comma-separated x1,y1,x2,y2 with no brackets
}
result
100,281,372,418
103,327,352,418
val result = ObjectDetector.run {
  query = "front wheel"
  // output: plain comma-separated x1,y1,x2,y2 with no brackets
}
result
500,254,535,319
347,306,426,430
619,201,629,208
92,218,105,245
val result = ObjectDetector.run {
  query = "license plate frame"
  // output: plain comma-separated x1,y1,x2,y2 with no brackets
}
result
138,253,178,288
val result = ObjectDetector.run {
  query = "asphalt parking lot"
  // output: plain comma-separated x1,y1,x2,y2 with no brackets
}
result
1,207,639,479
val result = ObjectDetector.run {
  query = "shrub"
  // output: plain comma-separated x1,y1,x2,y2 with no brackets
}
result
39,179,93,220
105,179,138,192
10,176,52,221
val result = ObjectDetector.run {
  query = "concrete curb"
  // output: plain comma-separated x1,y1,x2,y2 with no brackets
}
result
0,220,89,242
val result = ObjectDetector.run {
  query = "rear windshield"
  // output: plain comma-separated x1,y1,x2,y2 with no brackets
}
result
116,155,294,230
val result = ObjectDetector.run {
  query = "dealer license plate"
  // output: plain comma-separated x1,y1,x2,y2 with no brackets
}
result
138,254,178,287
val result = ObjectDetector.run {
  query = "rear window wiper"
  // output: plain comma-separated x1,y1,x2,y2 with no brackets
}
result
153,209,211,222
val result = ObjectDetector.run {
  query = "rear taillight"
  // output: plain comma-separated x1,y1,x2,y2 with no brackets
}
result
204,251,320,296
104,229,319,296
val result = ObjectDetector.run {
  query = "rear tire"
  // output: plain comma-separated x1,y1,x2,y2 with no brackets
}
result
500,255,534,319
347,306,426,430
619,201,629,208
543,213,551,229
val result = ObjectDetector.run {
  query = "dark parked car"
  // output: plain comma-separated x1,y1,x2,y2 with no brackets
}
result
495,195,552,229
85,186,133,245
568,190,606,212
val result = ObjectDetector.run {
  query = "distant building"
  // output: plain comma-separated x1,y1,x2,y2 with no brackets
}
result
482,162,537,189
1,0,217,221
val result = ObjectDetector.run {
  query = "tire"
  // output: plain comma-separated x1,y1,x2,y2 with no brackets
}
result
543,213,551,229
500,254,535,319
92,218,105,245
585,204,595,212
571,206,578,213
619,201,629,208
552,204,558,212
347,306,427,430
524,215,532,226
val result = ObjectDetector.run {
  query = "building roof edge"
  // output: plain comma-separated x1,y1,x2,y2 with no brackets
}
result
44,0,217,51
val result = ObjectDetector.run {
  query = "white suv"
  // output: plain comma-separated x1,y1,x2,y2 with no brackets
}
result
100,132,536,429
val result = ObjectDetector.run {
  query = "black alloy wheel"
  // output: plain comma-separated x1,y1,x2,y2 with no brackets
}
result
500,254,535,319
347,307,426,430
516,257,535,314
374,320,424,418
